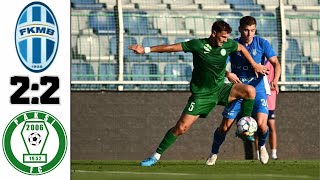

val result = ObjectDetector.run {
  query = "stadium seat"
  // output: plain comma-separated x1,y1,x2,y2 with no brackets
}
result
250,12,277,36
131,63,161,89
72,63,96,81
293,63,320,81
98,63,117,89
195,0,230,11
303,39,320,63
131,0,167,10
185,17,216,36
88,10,117,35
174,37,193,62
142,37,179,62
123,11,159,35
256,0,293,11
109,36,147,62
71,9,91,35
71,0,106,10
226,0,262,11
217,12,243,36
164,63,192,90
286,18,316,36
163,0,199,11
271,38,309,63
153,17,189,36
285,64,292,81
76,34,111,61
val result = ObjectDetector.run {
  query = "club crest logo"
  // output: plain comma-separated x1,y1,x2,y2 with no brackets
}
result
15,2,59,73
252,49,257,56
2,110,67,175
220,49,226,56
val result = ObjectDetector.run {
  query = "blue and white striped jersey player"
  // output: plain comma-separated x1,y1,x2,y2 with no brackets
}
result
206,16,281,165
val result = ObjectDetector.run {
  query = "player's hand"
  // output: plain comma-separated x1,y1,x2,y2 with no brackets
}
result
270,80,279,94
253,64,269,78
128,44,145,54
226,72,241,83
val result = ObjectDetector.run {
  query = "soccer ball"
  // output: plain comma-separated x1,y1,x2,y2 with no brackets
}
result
28,132,42,146
236,116,258,136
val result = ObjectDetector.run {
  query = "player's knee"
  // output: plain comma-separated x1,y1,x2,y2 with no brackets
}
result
173,124,189,135
245,85,256,98
218,125,230,134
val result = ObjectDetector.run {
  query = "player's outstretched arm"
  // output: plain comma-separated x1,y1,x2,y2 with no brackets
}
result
237,43,268,78
128,43,183,54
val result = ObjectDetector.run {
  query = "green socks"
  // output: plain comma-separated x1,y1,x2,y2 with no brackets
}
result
241,98,255,117
156,129,177,154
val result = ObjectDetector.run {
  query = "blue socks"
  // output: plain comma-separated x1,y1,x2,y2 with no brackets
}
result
257,127,269,147
211,128,226,154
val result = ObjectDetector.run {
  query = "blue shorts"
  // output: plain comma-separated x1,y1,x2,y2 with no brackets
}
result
222,91,269,120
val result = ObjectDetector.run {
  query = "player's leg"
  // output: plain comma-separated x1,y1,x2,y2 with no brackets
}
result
254,92,270,164
228,83,256,117
267,110,277,159
141,114,199,166
206,83,239,165
141,96,215,166
206,117,235,165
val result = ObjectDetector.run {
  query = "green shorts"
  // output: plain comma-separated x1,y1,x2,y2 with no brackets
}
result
182,83,233,118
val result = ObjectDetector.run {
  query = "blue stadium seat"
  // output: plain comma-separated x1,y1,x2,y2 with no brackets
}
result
131,63,160,89
89,10,116,35
98,63,117,90
72,63,95,81
142,37,179,62
123,11,159,35
71,63,96,89
218,12,243,36
271,38,309,63
71,0,106,10
226,0,262,11
164,63,192,90
109,36,147,62
174,37,193,62
292,63,320,81
250,12,277,36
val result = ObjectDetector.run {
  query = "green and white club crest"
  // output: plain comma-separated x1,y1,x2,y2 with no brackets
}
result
2,110,67,175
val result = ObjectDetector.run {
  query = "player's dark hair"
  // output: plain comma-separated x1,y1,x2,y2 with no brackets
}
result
240,16,256,28
211,20,232,34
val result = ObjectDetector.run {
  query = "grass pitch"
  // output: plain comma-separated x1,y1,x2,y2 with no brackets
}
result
72,160,319,180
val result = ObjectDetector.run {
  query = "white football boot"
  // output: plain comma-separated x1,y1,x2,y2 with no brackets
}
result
259,145,269,164
205,154,217,165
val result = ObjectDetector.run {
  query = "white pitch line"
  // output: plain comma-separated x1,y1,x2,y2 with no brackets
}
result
73,170,314,179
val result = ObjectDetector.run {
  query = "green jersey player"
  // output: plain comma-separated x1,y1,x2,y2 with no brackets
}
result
128,20,268,166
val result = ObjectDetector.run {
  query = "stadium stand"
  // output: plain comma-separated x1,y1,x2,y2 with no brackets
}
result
163,0,199,11
71,0,106,10
174,37,193,62
164,63,192,90
109,36,147,62
250,12,277,36
131,63,161,89
88,10,116,35
226,0,262,11
71,0,320,91
76,34,111,61
132,0,167,10
303,39,320,63
142,37,179,62
123,11,159,35
217,12,243,36
271,38,309,63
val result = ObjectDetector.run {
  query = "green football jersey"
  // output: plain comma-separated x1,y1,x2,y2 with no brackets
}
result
181,38,238,96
